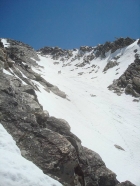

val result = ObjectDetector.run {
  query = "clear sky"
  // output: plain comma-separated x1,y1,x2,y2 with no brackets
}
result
0,0,140,50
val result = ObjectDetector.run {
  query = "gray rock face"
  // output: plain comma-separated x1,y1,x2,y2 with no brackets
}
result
133,77,140,87
137,39,140,45
80,46,94,52
38,46,73,61
50,86,66,98
0,38,67,99
38,45,95,64
38,38,135,64
94,37,135,58
108,54,140,97
114,145,125,151
7,39,40,65
103,61,119,72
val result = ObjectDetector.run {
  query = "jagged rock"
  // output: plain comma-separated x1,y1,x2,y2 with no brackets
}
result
0,48,6,62
0,39,67,98
50,86,66,98
137,39,140,45
114,56,120,60
103,61,119,72
38,46,71,61
80,46,94,52
82,147,119,186
108,56,140,97
0,47,6,71
38,38,134,62
0,59,4,71
47,117,71,135
7,39,40,64
133,77,140,87
7,58,15,67
0,40,4,48
94,38,135,58
135,53,140,59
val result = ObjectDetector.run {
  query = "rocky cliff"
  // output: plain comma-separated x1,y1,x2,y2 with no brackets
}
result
108,40,140,99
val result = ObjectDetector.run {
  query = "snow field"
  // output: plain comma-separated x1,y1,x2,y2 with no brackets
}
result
34,40,140,185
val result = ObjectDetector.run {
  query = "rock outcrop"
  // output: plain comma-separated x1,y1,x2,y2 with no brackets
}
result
103,60,119,72
108,42,140,98
0,38,67,98
37,46,73,61
38,38,135,67
94,37,135,58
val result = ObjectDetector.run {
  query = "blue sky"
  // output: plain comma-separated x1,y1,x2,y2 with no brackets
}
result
0,0,140,49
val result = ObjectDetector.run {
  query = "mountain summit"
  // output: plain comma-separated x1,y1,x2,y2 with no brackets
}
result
0,37,140,186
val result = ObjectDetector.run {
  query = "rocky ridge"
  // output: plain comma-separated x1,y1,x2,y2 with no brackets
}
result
38,37,135,65
108,39,140,98
0,38,137,186
0,39,66,98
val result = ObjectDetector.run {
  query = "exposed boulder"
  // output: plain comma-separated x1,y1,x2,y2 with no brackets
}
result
114,145,125,151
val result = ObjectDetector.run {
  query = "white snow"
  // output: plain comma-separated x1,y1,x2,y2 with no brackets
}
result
1,38,10,48
0,123,62,186
34,40,140,185
3,69,12,76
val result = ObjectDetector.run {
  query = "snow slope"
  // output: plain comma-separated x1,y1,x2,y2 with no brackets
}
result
0,123,62,186
32,40,140,185
1,38,10,48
